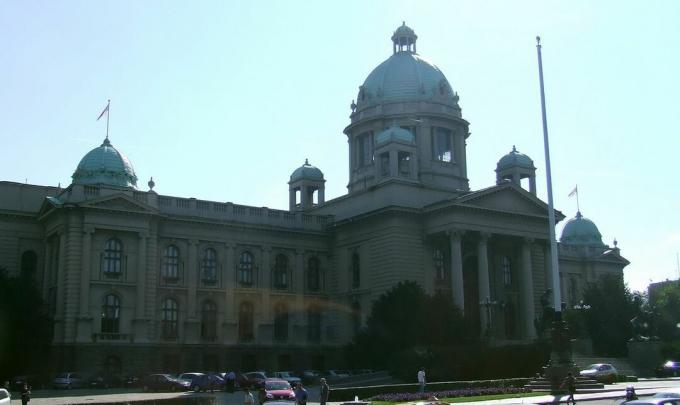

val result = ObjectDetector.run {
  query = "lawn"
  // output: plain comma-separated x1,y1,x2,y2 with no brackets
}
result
371,391,545,405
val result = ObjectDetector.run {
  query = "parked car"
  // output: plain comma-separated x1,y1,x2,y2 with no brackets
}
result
11,375,47,391
652,389,680,399
258,378,296,403
140,374,190,392
301,370,319,384
190,374,225,392
579,363,618,383
53,372,86,389
323,370,350,380
177,372,204,385
656,361,680,377
0,389,10,405
274,372,301,385
87,373,122,389
240,372,268,389
624,399,680,405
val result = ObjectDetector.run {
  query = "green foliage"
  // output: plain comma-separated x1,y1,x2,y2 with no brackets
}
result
0,267,53,382
649,282,680,341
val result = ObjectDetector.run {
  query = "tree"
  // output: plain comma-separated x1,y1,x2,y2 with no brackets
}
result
649,282,680,341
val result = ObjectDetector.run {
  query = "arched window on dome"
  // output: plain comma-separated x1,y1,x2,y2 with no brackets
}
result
201,248,218,286
432,127,453,163
101,294,120,334
103,238,123,277
273,254,288,290
238,251,254,287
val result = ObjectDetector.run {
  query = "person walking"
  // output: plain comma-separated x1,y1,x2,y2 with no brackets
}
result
319,378,330,405
561,372,577,405
294,383,308,405
244,387,255,405
417,367,426,393
226,371,236,393
20,383,31,405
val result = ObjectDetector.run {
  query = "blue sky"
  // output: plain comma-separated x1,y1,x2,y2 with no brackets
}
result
2,0,679,293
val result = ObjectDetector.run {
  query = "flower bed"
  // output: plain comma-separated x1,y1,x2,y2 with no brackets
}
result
370,387,532,402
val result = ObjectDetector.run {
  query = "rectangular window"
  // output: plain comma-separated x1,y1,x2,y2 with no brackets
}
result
398,152,411,177
433,127,453,162
356,132,373,167
380,152,390,177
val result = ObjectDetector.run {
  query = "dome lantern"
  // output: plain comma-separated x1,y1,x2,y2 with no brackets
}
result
391,21,418,54
289,159,325,211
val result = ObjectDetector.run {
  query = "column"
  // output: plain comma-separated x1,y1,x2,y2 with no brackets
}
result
389,150,398,177
529,176,537,195
289,188,296,211
42,240,52,300
54,233,67,342
477,232,490,334
294,249,305,341
78,227,93,316
187,240,198,319
64,215,83,342
520,238,536,339
301,184,310,209
135,233,147,319
448,229,465,311
260,246,272,342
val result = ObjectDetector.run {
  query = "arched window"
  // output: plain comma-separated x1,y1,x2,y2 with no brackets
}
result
101,294,120,334
103,238,122,276
20,250,38,279
238,302,254,342
161,298,179,340
201,248,217,285
162,245,180,282
501,256,512,286
273,303,288,342
351,252,360,289
238,251,254,286
273,254,288,290
351,301,361,335
307,306,322,342
307,257,321,292
433,248,445,280
201,300,217,341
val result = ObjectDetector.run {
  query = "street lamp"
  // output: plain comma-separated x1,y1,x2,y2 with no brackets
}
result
480,296,497,339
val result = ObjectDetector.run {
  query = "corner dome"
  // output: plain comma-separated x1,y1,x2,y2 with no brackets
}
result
497,146,535,171
376,124,415,145
560,211,605,247
355,23,459,111
290,159,324,182
72,137,138,188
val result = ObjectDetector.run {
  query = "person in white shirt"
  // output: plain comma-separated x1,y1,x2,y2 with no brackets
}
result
417,367,426,393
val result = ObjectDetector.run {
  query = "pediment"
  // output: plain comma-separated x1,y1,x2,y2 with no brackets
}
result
455,184,553,217
597,249,631,265
83,194,156,214
37,196,62,219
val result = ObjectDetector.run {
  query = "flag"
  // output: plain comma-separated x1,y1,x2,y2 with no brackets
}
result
568,185,578,198
97,102,110,121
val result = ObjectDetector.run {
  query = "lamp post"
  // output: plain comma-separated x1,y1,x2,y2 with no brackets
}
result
480,296,497,339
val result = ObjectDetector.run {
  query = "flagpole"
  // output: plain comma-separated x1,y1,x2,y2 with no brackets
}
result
536,36,562,315
106,99,110,140
576,185,580,212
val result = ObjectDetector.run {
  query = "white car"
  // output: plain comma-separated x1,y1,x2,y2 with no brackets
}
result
579,363,618,383
0,389,10,405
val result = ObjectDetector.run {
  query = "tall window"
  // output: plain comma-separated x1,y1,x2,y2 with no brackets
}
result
307,257,321,292
162,245,180,282
356,132,373,167
201,300,217,340
398,152,411,177
101,294,120,334
351,252,360,289
307,306,321,342
273,303,288,342
380,152,390,177
161,298,179,340
273,254,288,290
433,127,453,162
433,248,445,280
20,250,38,279
238,302,254,342
103,238,123,276
201,248,217,285
501,256,512,286
238,251,254,286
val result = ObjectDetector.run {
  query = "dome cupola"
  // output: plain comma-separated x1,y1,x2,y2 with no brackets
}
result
290,159,324,182
495,146,537,195
560,211,605,247
391,21,418,53
497,145,535,171
289,159,325,211
72,137,138,188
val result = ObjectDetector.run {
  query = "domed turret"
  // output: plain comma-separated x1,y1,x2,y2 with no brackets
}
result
290,159,324,182
497,146,535,171
495,146,537,195
289,159,325,211
560,211,605,247
72,137,138,188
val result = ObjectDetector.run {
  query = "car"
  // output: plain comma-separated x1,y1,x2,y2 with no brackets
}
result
259,378,296,403
274,372,301,385
87,373,122,389
123,375,140,388
190,373,225,392
240,372,268,389
652,389,680,399
301,370,320,384
0,389,10,405
656,361,680,377
579,363,618,384
323,370,350,380
52,372,86,389
624,399,680,405
140,374,190,392
177,372,204,385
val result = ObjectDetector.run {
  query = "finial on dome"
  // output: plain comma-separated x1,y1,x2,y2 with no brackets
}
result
148,177,155,191
576,211,583,219
613,238,618,247
304,158,309,165
512,145,517,152
101,137,112,147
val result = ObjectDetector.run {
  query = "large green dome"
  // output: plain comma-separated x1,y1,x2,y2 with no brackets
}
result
560,211,604,246
355,24,458,111
72,138,138,188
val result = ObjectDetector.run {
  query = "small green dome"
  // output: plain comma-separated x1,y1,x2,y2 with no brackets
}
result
72,138,138,188
560,211,604,246
376,124,415,145
290,159,324,182
497,146,535,171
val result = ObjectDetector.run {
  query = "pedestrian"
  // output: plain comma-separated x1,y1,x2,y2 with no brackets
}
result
294,383,308,405
226,371,236,393
560,372,576,405
417,367,426,393
244,387,255,405
20,383,31,405
319,378,330,405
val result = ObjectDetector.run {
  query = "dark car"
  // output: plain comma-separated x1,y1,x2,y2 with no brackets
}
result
52,372,86,389
239,372,268,389
259,378,296,403
656,361,680,377
190,374,225,392
140,374,190,392
87,373,122,389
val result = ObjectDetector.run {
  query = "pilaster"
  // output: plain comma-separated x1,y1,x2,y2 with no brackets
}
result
477,232,490,334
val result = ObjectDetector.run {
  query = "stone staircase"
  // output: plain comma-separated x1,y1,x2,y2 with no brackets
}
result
525,375,604,391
